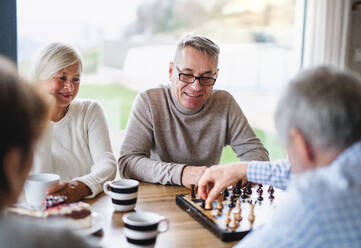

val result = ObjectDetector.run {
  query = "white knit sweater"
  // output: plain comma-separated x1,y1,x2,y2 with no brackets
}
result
32,99,117,198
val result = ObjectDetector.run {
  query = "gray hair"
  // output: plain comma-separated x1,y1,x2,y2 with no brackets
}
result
30,42,83,82
275,66,361,150
174,34,220,65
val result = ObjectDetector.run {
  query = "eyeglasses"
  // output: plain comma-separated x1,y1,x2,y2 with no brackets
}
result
176,66,216,86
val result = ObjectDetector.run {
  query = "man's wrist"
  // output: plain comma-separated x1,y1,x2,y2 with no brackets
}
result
180,165,189,186
232,162,249,182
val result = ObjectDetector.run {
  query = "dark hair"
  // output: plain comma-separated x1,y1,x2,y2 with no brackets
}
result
0,56,49,200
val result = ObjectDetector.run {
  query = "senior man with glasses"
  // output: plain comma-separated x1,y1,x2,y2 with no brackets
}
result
118,34,269,188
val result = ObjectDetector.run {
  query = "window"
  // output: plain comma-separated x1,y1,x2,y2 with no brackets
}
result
17,0,305,160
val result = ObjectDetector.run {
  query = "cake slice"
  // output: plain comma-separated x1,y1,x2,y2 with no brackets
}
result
45,202,92,229
7,198,92,230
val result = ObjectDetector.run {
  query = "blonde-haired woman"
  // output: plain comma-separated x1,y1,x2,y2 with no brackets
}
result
31,42,116,203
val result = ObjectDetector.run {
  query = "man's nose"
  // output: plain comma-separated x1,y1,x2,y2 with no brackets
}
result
190,78,202,90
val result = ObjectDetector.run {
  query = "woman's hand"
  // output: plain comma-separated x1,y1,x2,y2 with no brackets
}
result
46,181,91,203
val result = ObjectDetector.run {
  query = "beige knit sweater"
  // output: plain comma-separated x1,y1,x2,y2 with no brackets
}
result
118,87,269,185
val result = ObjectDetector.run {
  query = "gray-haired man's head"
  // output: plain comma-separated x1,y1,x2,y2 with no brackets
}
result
275,66,361,151
169,34,220,111
174,34,220,65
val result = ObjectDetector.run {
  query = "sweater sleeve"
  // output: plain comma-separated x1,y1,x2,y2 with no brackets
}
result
118,93,186,185
226,95,269,161
73,102,117,198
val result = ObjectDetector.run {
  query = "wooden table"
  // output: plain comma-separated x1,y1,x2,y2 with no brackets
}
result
85,182,238,248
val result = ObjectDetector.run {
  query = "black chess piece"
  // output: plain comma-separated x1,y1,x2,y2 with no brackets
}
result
246,182,252,195
268,186,274,194
235,181,242,196
257,184,264,201
241,188,248,199
223,188,229,197
268,186,275,200
191,184,196,200
257,184,263,194
229,199,235,208
201,199,205,209
232,187,236,196
229,194,236,208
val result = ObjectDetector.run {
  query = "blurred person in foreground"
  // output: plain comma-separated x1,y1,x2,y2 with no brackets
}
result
0,56,95,248
119,34,269,188
198,66,361,247
30,42,116,203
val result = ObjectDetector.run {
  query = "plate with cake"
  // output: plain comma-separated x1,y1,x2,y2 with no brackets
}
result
74,211,105,236
7,195,104,236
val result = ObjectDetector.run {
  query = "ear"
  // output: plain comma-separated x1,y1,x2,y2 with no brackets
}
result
289,128,316,167
216,68,219,78
169,62,174,82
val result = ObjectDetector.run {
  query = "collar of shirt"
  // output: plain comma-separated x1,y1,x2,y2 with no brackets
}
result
291,141,361,192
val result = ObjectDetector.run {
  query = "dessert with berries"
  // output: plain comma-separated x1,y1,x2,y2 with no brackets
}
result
7,195,92,229
45,201,92,229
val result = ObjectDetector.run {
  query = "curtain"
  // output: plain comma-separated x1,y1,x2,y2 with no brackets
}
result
302,0,351,69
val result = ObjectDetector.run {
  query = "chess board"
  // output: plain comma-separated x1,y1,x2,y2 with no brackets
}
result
176,184,282,242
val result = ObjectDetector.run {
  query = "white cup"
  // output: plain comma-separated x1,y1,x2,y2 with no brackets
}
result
123,211,169,248
24,173,60,209
103,179,139,212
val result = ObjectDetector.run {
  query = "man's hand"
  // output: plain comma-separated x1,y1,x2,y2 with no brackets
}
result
46,181,91,203
197,163,249,203
181,165,207,189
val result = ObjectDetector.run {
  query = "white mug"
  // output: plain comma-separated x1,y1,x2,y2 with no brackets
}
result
103,179,139,212
123,211,169,248
24,173,60,209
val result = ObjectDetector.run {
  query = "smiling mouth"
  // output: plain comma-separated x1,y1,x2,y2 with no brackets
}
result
184,92,202,98
58,93,73,98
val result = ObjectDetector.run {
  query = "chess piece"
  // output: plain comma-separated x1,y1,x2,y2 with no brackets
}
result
217,209,222,216
241,188,248,199
235,208,242,222
236,199,241,209
235,200,242,222
190,184,196,200
201,199,205,209
256,184,263,194
257,186,264,202
245,182,252,195
248,204,255,228
205,200,212,210
225,209,231,226
223,188,229,197
229,195,236,208
235,181,242,196
269,193,275,201
216,195,224,210
232,187,237,198
268,186,275,201
229,212,239,231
